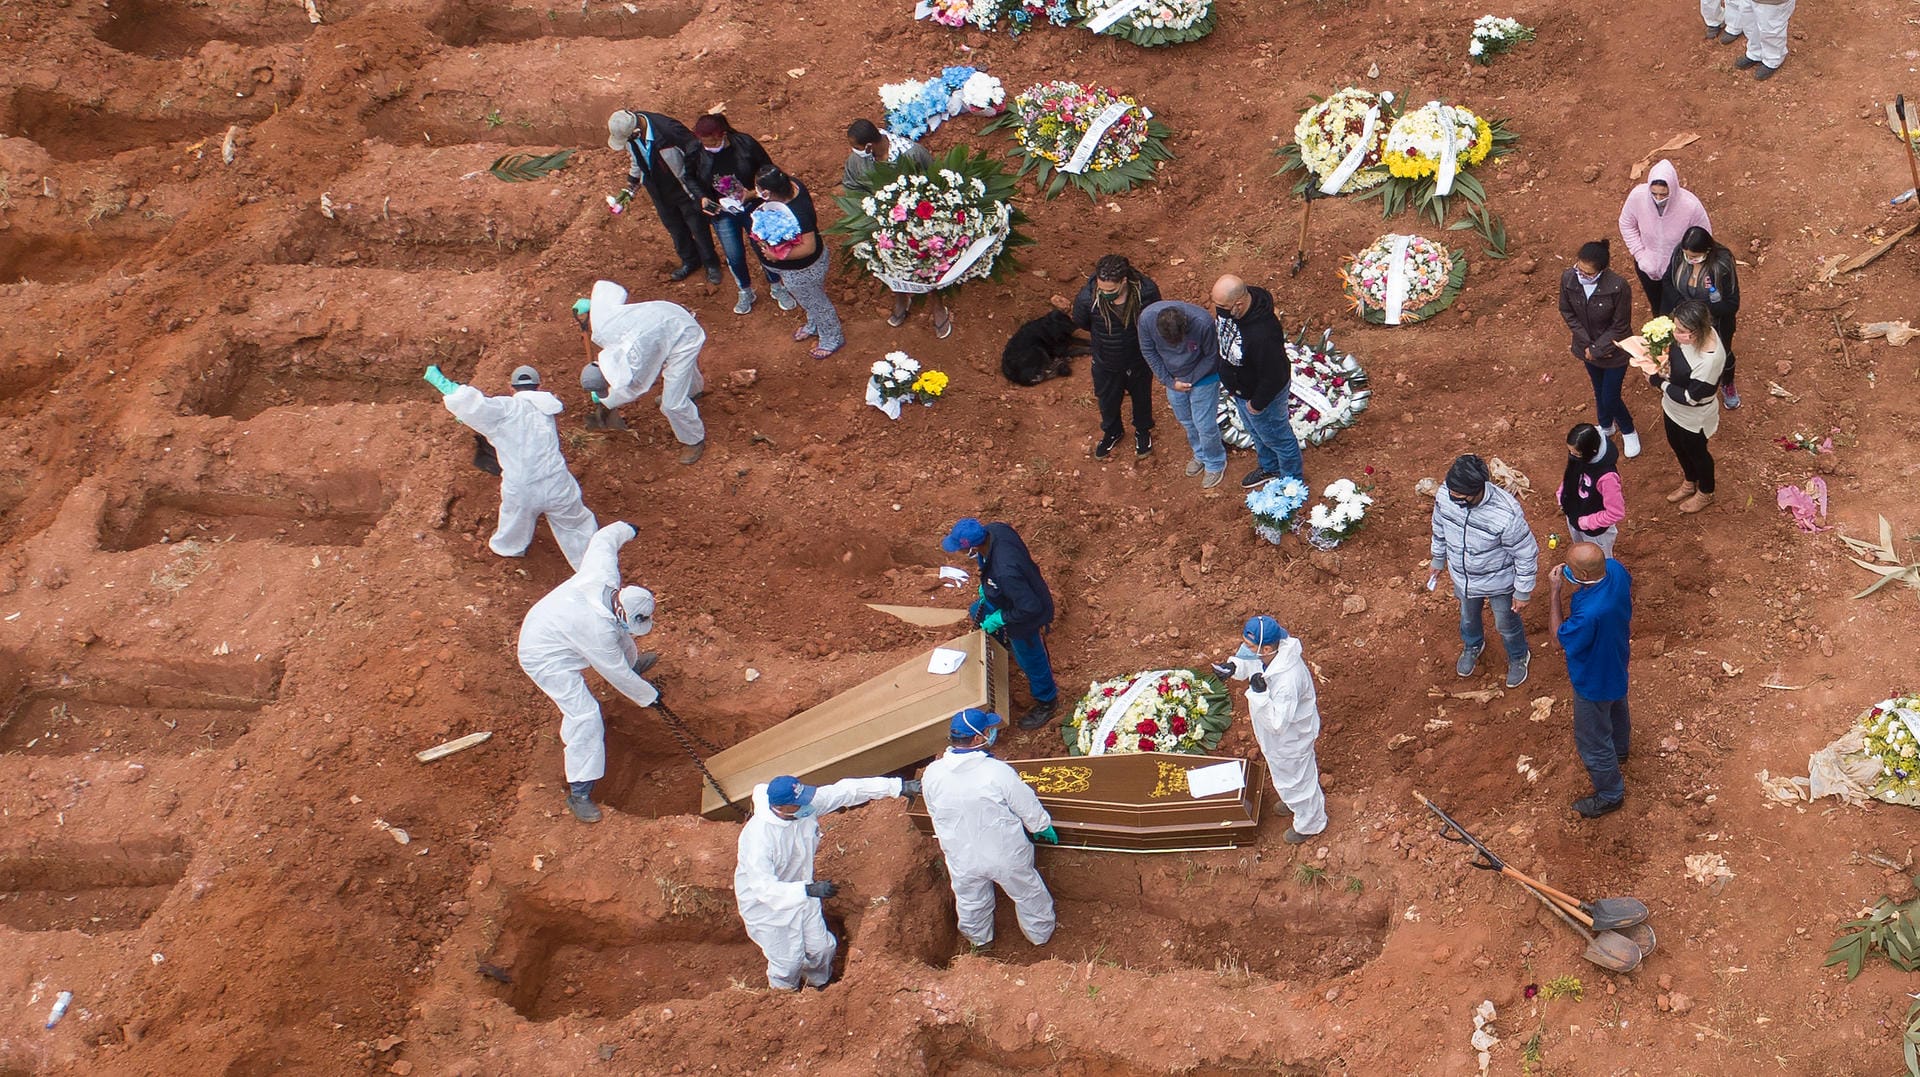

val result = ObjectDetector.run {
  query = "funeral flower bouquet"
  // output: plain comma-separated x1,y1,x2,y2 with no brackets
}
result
1469,15,1535,63
1305,477,1374,548
1219,327,1372,449
1372,100,1516,222
1247,476,1312,545
1063,668,1233,757
1275,88,1397,196
1861,694,1920,801
879,66,1006,142
1341,234,1468,325
830,147,1031,295
1074,0,1215,46
986,80,1172,199
925,0,1073,34
867,351,947,418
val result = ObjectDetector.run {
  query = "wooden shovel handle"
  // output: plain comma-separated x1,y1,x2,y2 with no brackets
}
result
1502,865,1594,927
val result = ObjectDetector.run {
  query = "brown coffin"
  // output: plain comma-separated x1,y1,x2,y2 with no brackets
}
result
698,631,1009,819
907,752,1264,852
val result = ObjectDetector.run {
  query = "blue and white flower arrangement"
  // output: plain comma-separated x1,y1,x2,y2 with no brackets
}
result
879,67,1005,142
1246,476,1312,545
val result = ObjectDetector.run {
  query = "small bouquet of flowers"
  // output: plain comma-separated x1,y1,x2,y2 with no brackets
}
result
712,175,747,214
749,201,803,259
1304,477,1374,549
1341,234,1467,325
921,0,1071,35
605,188,633,215
1074,0,1215,46
1275,88,1398,196
1247,476,1312,545
987,81,1172,199
866,352,948,419
1468,15,1534,63
1062,668,1233,756
1861,694,1920,801
1622,315,1676,374
879,67,1006,142
830,146,1031,295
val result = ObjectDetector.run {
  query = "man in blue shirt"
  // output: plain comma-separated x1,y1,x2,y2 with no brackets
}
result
942,518,1058,730
1548,542,1633,818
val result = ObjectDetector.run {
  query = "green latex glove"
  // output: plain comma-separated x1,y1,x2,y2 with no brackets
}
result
1029,826,1059,845
976,584,986,601
980,611,1005,635
423,365,459,396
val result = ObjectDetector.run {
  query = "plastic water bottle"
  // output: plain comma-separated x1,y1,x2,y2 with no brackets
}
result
45,991,72,1029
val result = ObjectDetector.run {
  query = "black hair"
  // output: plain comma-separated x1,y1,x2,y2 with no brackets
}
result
692,113,733,139
755,165,796,199
847,119,880,146
1094,254,1134,282
1679,225,1715,254
1154,305,1190,342
1575,239,1610,271
1567,422,1602,459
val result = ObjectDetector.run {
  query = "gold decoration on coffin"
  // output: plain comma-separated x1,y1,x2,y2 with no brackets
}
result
1148,762,1190,799
1018,765,1094,795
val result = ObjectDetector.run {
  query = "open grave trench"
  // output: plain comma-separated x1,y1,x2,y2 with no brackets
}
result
90,0,347,59
175,334,484,420
96,470,395,552
913,1028,1323,1077
0,87,261,164
0,652,281,757
265,187,572,272
425,0,698,47
0,837,191,935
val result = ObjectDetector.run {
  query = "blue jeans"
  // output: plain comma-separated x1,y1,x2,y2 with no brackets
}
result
710,211,765,291
1572,695,1630,803
1166,379,1226,473
1235,397,1305,481
1006,630,1057,705
1585,362,1636,435
1458,592,1530,662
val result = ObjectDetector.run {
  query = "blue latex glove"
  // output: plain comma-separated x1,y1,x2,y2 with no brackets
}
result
1029,826,1059,845
423,365,459,396
980,611,1005,635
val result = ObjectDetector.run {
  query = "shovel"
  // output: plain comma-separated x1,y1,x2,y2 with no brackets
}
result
1512,872,1657,956
1517,874,1644,973
1414,792,1650,929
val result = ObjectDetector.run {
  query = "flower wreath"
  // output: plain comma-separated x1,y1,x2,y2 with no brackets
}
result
1274,88,1397,196
1340,234,1468,325
1860,693,1920,803
1062,668,1233,756
984,81,1172,199
829,147,1032,295
1073,0,1214,46
1218,326,1373,451
1363,101,1517,222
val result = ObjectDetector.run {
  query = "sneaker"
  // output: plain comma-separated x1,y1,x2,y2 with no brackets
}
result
1455,644,1484,678
669,263,697,282
1753,63,1779,80
1282,827,1310,844
1599,424,1616,437
705,265,723,285
1240,468,1277,490
1016,701,1056,731
1184,458,1204,477
1505,651,1531,689
1572,795,1624,819
566,794,603,824
1135,431,1152,456
1201,470,1225,489
679,440,707,466
1621,431,1642,458
1734,55,1762,70
631,651,659,677
1094,433,1120,459
769,282,797,310
733,289,755,315
1721,387,1742,409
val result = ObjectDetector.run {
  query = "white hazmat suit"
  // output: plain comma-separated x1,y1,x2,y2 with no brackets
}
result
1226,638,1327,836
516,522,658,783
588,281,707,446
734,777,904,989
443,384,597,570
921,748,1055,947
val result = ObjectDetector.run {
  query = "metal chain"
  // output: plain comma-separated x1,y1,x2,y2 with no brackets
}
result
653,698,747,820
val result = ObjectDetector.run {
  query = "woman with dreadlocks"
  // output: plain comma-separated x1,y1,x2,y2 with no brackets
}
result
1052,254,1161,458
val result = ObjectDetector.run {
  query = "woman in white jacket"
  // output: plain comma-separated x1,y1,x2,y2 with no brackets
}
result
1639,300,1726,514
1217,616,1326,844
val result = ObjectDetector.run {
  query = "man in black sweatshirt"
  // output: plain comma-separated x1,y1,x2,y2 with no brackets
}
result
1212,275,1303,488
1053,254,1158,459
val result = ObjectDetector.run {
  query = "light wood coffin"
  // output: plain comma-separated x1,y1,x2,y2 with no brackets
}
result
908,752,1264,852
699,631,1009,819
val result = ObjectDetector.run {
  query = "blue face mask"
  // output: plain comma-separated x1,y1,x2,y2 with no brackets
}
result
1235,643,1258,659
791,804,819,820
985,728,999,746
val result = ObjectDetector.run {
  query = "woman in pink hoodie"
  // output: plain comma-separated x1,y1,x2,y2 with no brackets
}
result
1617,160,1711,309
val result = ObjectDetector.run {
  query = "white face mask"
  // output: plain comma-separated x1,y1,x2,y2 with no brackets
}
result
1651,195,1668,208
1575,270,1600,286
1684,253,1706,265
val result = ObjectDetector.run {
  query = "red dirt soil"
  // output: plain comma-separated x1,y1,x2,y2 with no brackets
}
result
2,0,1919,1073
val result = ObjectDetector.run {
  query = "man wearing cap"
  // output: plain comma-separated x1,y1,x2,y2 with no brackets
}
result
1548,541,1635,819
574,281,708,465
1429,453,1540,689
921,709,1058,949
517,522,663,824
1214,617,1325,843
438,364,598,570
607,107,721,284
941,518,1058,730
734,772,920,990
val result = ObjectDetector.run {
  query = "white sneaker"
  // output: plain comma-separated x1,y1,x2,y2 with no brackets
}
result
1600,424,1617,437
1621,432,1642,458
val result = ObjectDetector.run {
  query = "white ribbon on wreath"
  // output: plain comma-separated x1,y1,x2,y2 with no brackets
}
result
1087,668,1179,756
1061,100,1140,174
1086,0,1150,32
1435,103,1460,197
1320,102,1382,195
873,224,1009,294
1383,234,1415,325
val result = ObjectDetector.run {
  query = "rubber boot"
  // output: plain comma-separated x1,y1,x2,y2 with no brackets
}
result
567,780,602,824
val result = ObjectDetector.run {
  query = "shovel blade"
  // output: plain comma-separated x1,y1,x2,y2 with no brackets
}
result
1583,930,1644,973
1616,921,1656,956
1582,896,1650,931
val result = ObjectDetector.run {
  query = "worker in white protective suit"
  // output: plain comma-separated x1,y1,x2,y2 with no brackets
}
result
575,281,708,465
920,709,1058,949
516,521,662,824
734,773,920,990
1214,615,1326,844
440,365,598,570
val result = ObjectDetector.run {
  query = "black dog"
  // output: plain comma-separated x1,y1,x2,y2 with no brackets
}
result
1000,309,1085,386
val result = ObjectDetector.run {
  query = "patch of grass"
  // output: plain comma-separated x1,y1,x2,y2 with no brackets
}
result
1295,863,1327,888
1521,1031,1543,1073
1344,876,1365,894
482,109,505,128
1543,975,1584,1002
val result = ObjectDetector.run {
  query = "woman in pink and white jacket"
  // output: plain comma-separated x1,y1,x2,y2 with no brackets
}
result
1557,423,1626,557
